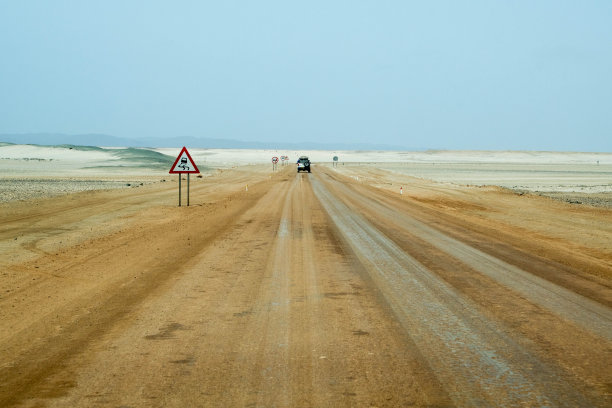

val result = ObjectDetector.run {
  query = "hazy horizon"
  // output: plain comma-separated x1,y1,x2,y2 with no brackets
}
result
3,133,612,154
1,1,611,152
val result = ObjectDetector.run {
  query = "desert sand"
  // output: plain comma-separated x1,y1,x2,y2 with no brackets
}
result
2,143,611,203
0,143,611,407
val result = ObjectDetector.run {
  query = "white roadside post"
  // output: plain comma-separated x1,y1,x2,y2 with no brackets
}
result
169,146,200,207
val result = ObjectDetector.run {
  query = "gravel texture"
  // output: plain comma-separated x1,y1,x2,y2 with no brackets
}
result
512,190,612,208
0,178,158,203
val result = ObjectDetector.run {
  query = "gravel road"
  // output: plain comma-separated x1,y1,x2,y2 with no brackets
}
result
0,164,610,407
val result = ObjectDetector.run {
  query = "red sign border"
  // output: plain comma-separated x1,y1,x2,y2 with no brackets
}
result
169,146,200,174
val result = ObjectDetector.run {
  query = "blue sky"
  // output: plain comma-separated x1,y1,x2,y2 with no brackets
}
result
1,1,611,151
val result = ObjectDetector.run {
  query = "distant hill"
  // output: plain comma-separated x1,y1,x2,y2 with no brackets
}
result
0,133,410,151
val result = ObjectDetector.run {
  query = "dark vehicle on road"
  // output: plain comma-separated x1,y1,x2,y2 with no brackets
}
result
297,156,311,173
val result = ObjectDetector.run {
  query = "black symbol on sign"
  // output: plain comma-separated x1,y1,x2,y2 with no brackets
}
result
178,157,190,171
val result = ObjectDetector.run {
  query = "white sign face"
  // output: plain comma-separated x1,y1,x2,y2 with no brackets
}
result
169,147,200,174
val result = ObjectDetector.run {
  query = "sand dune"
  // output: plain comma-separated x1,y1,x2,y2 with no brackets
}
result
1,143,610,204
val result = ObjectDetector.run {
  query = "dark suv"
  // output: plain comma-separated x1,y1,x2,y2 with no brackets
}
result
297,156,311,173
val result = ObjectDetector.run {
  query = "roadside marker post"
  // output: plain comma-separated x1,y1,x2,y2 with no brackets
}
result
400,186,403,195
169,146,200,207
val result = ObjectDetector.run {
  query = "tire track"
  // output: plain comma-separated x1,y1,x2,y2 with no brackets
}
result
0,178,276,407
312,174,594,407
322,171,612,340
225,176,296,407
288,174,320,405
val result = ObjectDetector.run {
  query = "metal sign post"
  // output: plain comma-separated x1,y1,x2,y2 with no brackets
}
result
169,146,200,206
272,156,279,171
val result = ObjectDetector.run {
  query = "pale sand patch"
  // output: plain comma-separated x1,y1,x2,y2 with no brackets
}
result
154,148,612,167
1,144,610,204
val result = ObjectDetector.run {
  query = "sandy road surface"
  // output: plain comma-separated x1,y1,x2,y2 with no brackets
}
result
0,164,610,407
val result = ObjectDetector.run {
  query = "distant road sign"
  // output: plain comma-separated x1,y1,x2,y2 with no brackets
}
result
272,157,279,163
169,147,200,174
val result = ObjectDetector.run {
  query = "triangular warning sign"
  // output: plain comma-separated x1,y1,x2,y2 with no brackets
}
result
169,147,200,174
